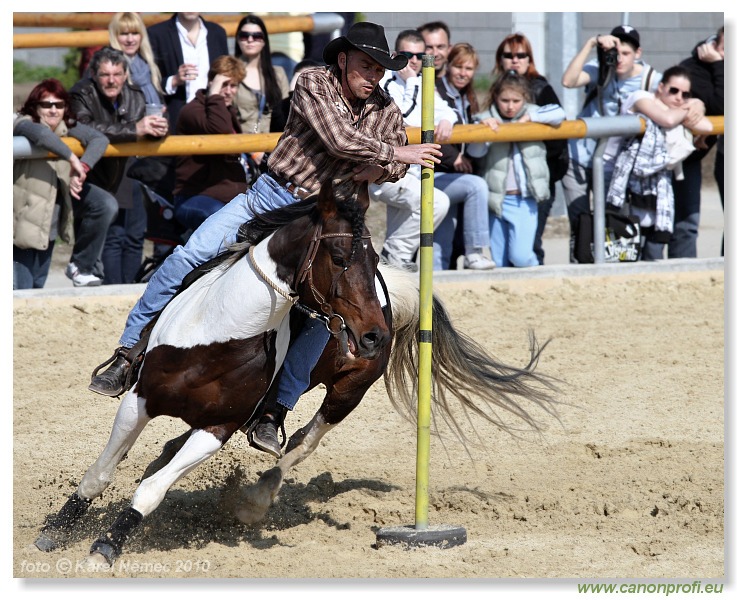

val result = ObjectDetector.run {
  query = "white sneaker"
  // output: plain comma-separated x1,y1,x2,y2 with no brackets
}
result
463,253,496,270
65,262,102,287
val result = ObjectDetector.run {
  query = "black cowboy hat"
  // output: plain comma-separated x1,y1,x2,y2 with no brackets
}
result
323,22,408,71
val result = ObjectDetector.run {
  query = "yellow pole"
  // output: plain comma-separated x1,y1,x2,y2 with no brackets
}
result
415,54,436,531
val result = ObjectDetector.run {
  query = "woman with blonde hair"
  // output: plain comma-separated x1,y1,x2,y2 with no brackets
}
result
433,42,495,271
108,12,163,104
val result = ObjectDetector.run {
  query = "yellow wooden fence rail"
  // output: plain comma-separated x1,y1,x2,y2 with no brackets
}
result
40,117,723,159
14,14,320,49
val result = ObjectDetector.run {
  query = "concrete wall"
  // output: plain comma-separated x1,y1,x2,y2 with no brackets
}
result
365,11,723,116
15,11,723,113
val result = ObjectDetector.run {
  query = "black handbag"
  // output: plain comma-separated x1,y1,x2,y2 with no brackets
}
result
574,210,641,263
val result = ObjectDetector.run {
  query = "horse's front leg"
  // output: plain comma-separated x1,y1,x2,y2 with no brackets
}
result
235,351,386,525
35,391,151,552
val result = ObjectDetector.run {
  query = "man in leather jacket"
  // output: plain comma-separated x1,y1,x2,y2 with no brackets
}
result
67,46,169,286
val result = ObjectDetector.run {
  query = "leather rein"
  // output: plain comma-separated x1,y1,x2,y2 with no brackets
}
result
248,220,372,342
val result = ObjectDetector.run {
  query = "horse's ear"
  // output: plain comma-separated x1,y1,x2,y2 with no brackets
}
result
355,180,370,214
317,178,340,219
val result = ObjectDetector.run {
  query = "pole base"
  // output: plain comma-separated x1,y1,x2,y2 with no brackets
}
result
375,524,467,549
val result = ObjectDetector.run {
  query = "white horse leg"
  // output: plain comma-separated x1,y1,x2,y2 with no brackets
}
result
236,412,335,525
35,391,150,553
87,428,222,566
78,391,151,500
129,428,223,517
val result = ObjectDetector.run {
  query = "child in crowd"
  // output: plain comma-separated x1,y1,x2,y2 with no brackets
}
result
470,70,565,267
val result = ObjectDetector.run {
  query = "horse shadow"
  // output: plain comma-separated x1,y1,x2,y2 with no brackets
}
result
37,470,400,555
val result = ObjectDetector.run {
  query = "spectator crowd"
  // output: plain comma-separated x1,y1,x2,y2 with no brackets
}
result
13,13,724,290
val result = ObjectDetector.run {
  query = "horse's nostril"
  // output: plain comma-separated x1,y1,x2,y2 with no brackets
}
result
360,328,389,351
361,332,378,349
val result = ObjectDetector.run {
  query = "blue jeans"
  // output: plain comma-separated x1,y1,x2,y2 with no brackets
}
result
174,194,226,232
120,174,330,411
534,182,556,265
669,158,701,258
490,195,540,268
13,243,55,289
72,182,119,277
102,182,148,284
432,172,491,270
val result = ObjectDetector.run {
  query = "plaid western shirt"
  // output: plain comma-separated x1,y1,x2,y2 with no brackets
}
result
267,66,409,192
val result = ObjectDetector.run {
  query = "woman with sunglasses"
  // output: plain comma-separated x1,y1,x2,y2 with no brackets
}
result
233,14,290,181
605,65,712,260
103,12,166,285
234,15,289,134
13,79,109,289
492,33,568,265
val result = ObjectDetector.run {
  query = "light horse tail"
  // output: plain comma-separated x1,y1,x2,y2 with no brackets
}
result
379,264,561,446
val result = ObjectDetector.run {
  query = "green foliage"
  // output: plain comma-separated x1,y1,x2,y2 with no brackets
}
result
13,48,82,89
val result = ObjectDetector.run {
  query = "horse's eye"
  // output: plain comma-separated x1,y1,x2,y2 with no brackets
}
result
332,256,348,268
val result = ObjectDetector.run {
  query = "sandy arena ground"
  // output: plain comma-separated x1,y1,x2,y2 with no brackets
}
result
12,267,724,584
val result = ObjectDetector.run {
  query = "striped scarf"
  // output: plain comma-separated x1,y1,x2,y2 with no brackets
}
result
606,118,674,234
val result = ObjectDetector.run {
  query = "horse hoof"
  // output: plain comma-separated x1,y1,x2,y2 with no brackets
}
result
88,540,117,567
34,532,61,552
77,551,114,574
235,467,283,524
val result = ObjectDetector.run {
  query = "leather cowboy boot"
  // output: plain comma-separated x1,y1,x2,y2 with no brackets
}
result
88,347,132,397
249,390,288,458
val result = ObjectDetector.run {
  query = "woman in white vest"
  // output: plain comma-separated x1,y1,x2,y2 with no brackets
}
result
13,79,108,289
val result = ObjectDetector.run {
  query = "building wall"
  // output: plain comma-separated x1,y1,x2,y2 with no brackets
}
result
365,11,723,113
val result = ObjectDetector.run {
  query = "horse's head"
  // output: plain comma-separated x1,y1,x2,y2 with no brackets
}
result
291,176,390,361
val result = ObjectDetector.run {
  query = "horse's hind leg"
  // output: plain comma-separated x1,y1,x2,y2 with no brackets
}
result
88,427,224,565
35,391,150,552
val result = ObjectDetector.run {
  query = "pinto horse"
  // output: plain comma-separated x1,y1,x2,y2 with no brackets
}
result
35,177,559,566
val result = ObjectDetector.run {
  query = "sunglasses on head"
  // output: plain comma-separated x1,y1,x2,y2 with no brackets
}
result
237,31,265,41
38,101,66,109
667,86,692,99
502,52,529,60
399,51,424,60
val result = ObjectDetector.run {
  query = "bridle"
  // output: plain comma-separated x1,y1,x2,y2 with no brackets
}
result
248,219,373,348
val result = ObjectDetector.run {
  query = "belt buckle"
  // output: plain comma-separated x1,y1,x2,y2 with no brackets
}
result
285,182,299,197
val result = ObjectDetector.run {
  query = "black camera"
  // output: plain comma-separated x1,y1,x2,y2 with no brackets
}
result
602,46,618,68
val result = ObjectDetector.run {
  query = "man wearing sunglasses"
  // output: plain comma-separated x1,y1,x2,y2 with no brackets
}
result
560,25,669,262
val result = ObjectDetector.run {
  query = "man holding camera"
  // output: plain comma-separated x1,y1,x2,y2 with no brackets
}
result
560,25,662,261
